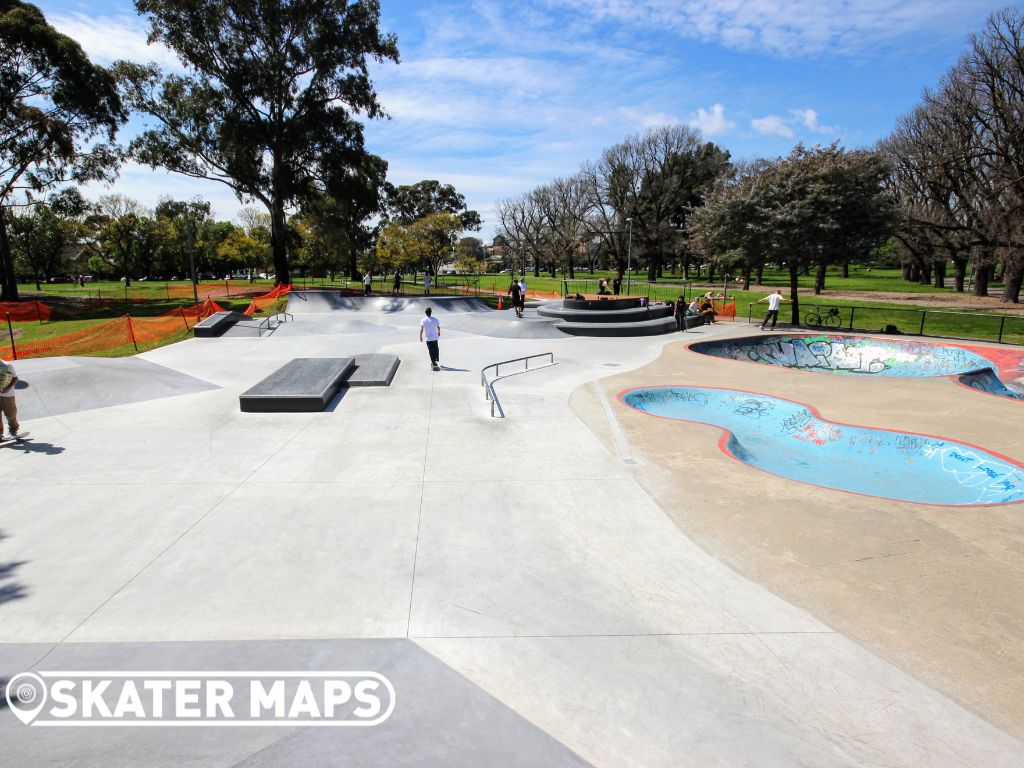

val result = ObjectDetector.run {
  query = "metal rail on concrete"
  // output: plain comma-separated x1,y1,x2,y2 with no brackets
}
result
257,312,293,336
480,352,557,418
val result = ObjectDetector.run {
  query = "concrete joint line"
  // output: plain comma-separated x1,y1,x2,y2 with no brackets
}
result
591,381,641,466
406,373,434,637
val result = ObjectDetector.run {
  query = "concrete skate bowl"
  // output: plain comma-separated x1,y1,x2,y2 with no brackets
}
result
690,334,1024,401
284,291,564,338
620,386,1024,506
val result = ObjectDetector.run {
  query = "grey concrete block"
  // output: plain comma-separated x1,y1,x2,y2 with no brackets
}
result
193,311,250,338
239,358,355,412
555,316,677,337
345,354,401,387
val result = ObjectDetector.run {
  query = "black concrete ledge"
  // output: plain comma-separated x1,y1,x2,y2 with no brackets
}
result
193,311,250,337
555,316,677,336
239,358,355,412
537,304,672,323
562,297,643,310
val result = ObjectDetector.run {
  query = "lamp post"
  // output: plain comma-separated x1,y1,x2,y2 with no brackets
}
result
185,214,198,306
625,217,633,295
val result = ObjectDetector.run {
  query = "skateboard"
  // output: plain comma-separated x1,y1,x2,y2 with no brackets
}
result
0,431,30,446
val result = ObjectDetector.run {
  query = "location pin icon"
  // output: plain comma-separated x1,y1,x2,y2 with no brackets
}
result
5,672,47,725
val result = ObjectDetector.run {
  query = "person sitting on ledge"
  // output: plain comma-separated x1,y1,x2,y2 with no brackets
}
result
699,294,717,323
597,279,611,295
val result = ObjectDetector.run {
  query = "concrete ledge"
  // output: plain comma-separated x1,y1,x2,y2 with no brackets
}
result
538,304,672,323
239,358,355,412
193,311,250,338
346,354,401,387
556,316,677,336
562,296,644,310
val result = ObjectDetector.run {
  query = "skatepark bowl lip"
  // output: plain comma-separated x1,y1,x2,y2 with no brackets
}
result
687,332,1024,402
617,384,1024,508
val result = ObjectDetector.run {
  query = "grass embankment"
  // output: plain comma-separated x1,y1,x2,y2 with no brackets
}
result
3,296,260,358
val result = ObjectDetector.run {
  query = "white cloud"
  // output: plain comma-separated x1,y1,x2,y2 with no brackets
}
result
689,104,735,136
791,108,838,134
751,115,794,138
551,0,983,57
617,107,679,129
48,13,182,70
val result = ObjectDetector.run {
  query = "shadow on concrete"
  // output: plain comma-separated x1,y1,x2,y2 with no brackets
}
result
0,440,64,455
0,531,28,607
439,365,471,372
322,388,350,413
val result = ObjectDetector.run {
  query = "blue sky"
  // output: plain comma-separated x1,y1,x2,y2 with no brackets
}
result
37,0,1005,239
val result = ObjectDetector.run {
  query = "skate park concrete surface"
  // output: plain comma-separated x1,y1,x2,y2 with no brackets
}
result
1,293,1023,766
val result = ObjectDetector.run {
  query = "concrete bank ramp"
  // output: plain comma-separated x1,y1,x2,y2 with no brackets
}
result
287,293,493,315
442,313,566,339
12,357,219,419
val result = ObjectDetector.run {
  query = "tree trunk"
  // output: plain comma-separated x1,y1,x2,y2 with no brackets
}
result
918,262,931,285
841,260,849,278
567,259,575,279
0,207,18,302
742,264,751,291
1001,262,1022,303
814,262,826,294
707,265,715,284
902,263,912,281
788,261,800,325
683,256,690,279
646,252,659,281
932,260,945,289
952,258,967,292
270,195,290,286
755,264,764,285
973,264,990,297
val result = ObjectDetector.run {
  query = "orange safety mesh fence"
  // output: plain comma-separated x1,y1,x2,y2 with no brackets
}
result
712,299,737,319
244,283,292,315
1,299,223,360
0,300,52,321
129,299,226,344
163,282,266,300
1,316,134,359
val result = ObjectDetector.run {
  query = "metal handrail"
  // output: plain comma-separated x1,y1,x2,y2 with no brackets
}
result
257,311,293,335
480,352,557,418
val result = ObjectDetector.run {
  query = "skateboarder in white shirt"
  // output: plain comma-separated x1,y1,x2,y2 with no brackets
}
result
419,307,442,371
757,289,789,330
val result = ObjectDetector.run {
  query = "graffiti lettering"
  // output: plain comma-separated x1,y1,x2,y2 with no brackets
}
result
733,399,773,419
709,335,1003,380
780,409,814,434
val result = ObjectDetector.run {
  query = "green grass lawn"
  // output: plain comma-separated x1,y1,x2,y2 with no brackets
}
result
5,267,1020,358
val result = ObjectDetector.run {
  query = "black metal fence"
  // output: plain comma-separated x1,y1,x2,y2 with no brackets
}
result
294,274,483,296
745,301,1024,346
